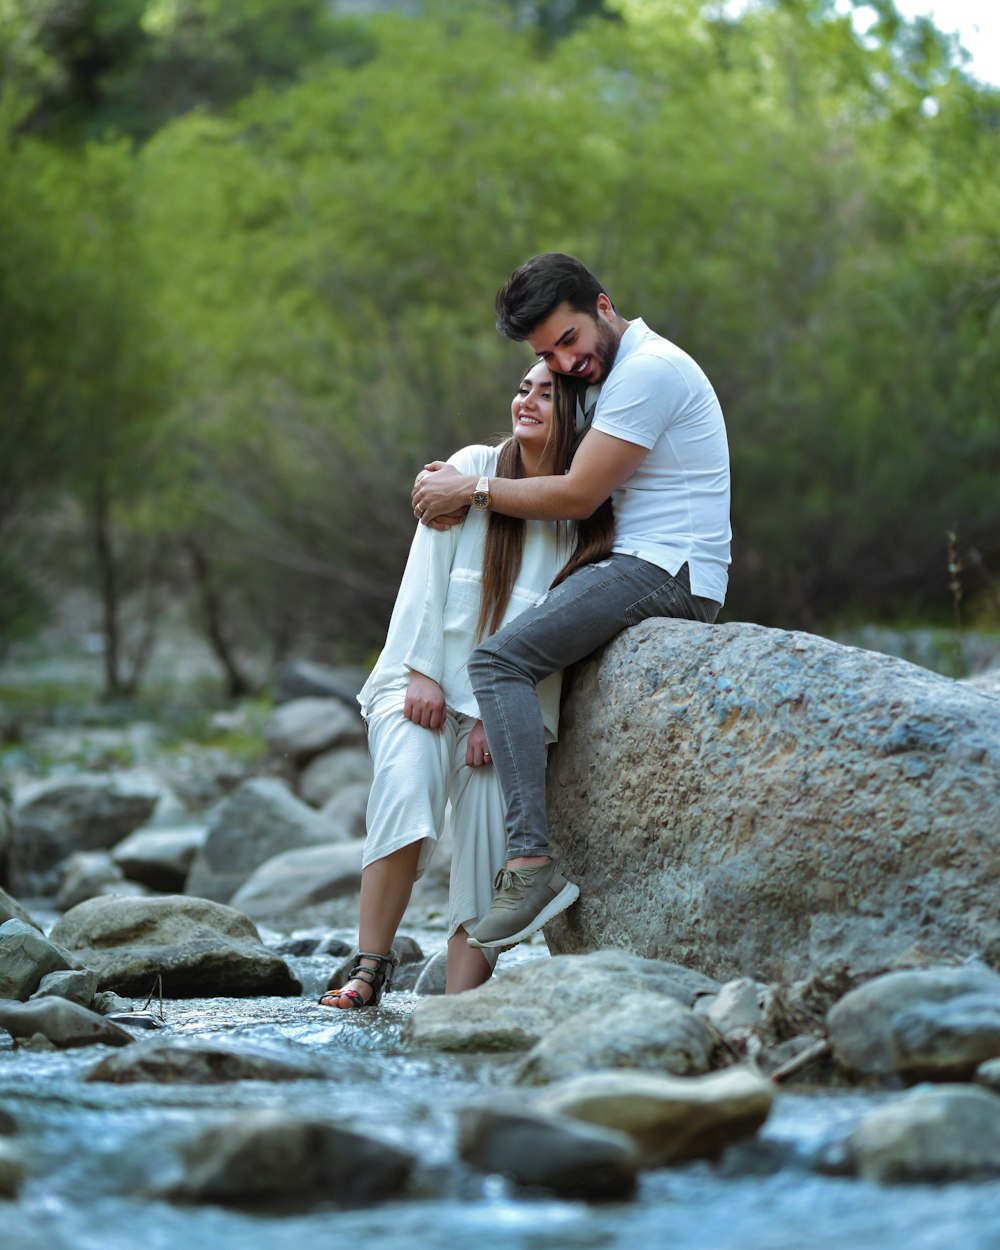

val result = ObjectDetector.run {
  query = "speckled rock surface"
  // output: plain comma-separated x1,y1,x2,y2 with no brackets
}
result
544,620,1000,981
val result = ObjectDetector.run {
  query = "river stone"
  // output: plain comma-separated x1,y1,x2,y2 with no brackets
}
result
515,992,715,1086
0,1138,24,1198
402,950,720,1052
846,1084,1000,1182
9,773,160,893
0,997,134,1049
263,697,366,766
165,1110,412,1206
458,1102,638,1200
298,747,373,808
56,850,125,910
229,842,365,924
48,895,301,998
890,992,1000,1081
318,780,370,840
0,918,76,1000
698,977,763,1037
977,1058,1000,1093
413,949,448,996
536,1066,775,1166
0,886,41,931
85,1037,329,1084
544,620,1000,980
30,968,98,1007
274,659,369,707
185,777,348,903
826,965,1000,1078
111,826,207,891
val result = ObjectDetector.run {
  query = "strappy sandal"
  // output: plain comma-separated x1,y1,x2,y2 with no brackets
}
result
317,949,399,1010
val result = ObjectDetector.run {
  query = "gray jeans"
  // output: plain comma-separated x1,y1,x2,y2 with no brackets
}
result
468,555,720,859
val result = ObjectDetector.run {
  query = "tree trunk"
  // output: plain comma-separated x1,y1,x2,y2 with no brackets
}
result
185,538,253,698
92,474,123,699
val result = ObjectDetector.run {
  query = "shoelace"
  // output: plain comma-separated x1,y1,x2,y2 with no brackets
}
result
490,867,535,910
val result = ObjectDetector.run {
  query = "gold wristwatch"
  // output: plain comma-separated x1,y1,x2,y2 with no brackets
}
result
471,475,491,510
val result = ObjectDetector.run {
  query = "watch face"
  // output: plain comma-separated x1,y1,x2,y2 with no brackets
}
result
472,492,490,509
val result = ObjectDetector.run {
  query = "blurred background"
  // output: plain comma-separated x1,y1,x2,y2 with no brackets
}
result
1,0,998,701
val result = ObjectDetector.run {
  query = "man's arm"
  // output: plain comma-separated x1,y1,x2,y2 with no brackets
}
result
412,428,647,524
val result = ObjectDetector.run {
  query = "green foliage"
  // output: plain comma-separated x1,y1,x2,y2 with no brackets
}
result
2,0,998,685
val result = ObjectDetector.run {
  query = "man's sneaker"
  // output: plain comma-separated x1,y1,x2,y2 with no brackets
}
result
467,861,580,951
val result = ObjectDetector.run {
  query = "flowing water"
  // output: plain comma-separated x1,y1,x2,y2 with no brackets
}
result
2,936,1000,1250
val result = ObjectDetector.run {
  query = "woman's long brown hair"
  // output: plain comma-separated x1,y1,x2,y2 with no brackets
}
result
476,368,615,640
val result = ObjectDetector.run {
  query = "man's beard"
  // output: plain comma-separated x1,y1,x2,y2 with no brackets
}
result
593,318,620,382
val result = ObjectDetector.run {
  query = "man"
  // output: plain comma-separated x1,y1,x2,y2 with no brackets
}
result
411,252,731,951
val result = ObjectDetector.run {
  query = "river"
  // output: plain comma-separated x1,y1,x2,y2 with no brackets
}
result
3,935,1000,1250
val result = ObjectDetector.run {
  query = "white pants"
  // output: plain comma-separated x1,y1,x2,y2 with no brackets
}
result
363,695,507,963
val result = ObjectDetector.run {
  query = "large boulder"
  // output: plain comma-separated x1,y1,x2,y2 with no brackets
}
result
229,842,365,925
185,777,347,903
263,697,366,766
402,950,719,1053
8,773,160,894
47,895,301,998
545,620,1000,981
0,918,77,1000
111,826,207,892
0,997,134,1049
298,746,372,809
0,887,41,931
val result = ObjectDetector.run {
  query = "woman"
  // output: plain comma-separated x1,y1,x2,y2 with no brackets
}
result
319,360,613,1008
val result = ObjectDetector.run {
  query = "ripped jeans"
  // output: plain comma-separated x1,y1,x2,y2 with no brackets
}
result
468,555,720,860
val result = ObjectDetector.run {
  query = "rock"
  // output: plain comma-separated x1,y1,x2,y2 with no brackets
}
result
164,1110,412,1206
0,887,42,932
402,950,719,1052
0,997,134,1049
318,781,370,841
0,918,76,1000
274,659,370,707
966,667,1000,698
263,697,366,766
0,1138,25,1199
85,1037,329,1084
846,1085,1000,1183
229,842,365,924
413,949,448,996
298,747,373,809
515,992,715,1086
457,1102,638,1199
9,773,160,894
30,968,98,1007
48,895,301,998
827,965,1000,1079
544,620,1000,980
697,977,763,1037
56,850,125,910
536,1066,775,1166
0,1106,16,1134
111,826,207,892
977,1058,1000,1093
890,992,1000,1081
185,777,347,903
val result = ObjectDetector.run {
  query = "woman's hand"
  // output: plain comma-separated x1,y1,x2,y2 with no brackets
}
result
466,720,493,768
404,671,447,730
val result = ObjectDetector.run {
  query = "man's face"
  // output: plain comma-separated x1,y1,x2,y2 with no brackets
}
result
525,294,620,384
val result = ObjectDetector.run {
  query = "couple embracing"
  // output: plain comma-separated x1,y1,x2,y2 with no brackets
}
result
320,252,731,1010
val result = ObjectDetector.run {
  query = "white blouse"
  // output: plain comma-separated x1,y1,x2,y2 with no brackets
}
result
358,444,574,742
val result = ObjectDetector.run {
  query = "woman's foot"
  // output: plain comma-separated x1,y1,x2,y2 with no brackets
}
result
318,951,398,1010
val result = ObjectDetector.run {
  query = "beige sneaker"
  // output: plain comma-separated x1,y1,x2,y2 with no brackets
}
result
466,862,580,951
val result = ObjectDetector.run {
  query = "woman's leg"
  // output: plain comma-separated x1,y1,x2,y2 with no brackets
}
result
320,841,423,1007
320,697,455,1009
442,714,507,994
446,926,492,994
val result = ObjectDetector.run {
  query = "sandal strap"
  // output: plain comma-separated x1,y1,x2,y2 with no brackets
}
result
353,949,399,993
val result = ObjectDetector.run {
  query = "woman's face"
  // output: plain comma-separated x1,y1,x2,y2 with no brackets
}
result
511,360,554,460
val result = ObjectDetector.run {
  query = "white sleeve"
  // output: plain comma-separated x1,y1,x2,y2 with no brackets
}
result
392,444,493,684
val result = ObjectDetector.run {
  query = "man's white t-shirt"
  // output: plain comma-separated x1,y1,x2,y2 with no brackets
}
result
590,319,731,605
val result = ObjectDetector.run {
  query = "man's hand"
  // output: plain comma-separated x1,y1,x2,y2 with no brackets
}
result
404,671,447,730
412,462,477,528
465,720,493,768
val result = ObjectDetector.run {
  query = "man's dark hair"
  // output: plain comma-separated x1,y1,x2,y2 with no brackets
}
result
495,252,609,340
